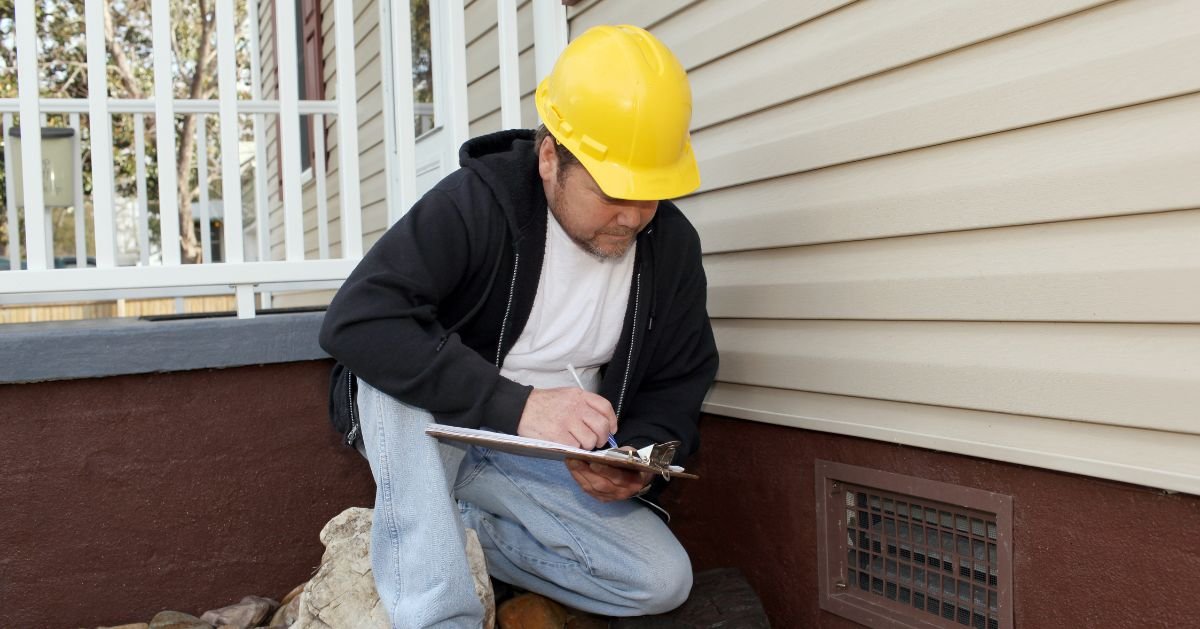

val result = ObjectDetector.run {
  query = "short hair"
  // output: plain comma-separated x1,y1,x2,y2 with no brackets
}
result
533,124,581,176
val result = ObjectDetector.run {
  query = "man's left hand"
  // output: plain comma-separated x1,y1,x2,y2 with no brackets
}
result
566,459,653,502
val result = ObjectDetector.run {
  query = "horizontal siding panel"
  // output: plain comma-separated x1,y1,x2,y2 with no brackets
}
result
465,0,499,45
689,0,1111,130
693,0,1200,191
319,0,380,81
324,89,387,157
468,49,537,125
466,0,534,84
570,0,699,34
685,95,1200,252
712,320,1200,435
306,171,387,252
468,93,536,137
654,0,852,71
565,0,599,18
704,383,1200,496
705,209,1200,322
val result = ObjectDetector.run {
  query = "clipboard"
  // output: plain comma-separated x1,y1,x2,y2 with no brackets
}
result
425,424,699,480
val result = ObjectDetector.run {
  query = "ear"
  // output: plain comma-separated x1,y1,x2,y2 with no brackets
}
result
537,136,557,183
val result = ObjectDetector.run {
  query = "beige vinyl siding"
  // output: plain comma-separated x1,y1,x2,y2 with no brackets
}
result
465,0,540,137
568,0,1200,494
261,0,388,307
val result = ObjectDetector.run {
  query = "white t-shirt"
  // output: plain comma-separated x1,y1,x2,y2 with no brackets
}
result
499,209,635,392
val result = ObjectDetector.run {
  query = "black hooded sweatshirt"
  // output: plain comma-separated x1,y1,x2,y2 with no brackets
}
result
319,129,718,467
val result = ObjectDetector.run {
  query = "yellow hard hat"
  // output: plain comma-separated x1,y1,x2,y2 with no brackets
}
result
535,25,700,201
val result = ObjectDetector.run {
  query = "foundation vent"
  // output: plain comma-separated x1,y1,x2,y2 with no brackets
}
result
816,461,1013,629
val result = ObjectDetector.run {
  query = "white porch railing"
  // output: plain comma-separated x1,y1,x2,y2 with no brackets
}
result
0,0,568,319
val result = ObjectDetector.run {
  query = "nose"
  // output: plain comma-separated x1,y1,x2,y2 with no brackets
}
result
613,200,656,228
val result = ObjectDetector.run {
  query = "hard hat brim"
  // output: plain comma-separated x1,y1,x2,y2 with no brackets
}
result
571,139,701,201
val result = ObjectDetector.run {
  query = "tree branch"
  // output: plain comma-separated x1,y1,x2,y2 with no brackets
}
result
173,0,216,263
104,1,145,100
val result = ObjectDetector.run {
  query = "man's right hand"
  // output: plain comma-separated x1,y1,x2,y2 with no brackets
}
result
517,387,617,450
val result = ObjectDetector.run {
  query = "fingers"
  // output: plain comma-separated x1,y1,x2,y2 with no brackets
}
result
575,409,613,448
567,421,602,450
566,459,651,502
579,392,619,434
517,387,618,449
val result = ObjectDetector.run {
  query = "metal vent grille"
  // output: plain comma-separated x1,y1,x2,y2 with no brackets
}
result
816,461,1013,629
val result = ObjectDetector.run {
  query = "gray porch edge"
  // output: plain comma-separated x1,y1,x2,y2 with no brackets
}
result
0,311,329,384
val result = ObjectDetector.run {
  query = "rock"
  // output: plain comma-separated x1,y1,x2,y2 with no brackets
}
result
292,507,495,629
279,583,306,608
98,624,150,629
291,507,388,629
200,595,277,628
494,592,608,629
147,611,212,629
269,591,301,627
464,527,496,625
268,583,304,627
611,568,769,628
564,612,610,629
497,593,570,629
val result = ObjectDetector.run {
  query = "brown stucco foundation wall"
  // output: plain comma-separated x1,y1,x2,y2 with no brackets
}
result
0,360,375,629
658,415,1200,628
6,364,1199,628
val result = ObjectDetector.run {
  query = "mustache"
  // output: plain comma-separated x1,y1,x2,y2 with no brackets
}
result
597,227,637,237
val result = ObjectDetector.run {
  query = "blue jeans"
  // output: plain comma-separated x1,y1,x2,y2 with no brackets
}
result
356,378,693,629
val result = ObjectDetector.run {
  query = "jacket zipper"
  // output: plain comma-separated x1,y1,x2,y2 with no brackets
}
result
495,252,520,366
345,368,359,446
620,268,670,521
615,271,641,419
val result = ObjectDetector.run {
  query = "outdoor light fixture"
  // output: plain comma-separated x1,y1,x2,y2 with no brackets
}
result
8,126,77,208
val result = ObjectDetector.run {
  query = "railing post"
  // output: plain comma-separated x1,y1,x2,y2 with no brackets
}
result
443,0,471,164
216,0,245,264
196,115,212,262
532,0,569,85
2,113,20,270
248,1,272,264
151,0,182,265
85,0,117,268
497,0,523,130
235,284,256,319
15,0,48,270
275,0,305,263
69,113,86,267
313,114,329,259
134,114,152,266
334,0,363,258
379,0,418,227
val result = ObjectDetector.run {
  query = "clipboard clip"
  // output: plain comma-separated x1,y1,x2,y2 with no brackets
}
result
627,440,680,480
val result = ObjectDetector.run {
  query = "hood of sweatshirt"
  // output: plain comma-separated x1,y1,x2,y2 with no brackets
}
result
458,129,543,243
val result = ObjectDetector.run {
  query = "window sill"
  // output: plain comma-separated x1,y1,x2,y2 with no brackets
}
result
415,124,443,143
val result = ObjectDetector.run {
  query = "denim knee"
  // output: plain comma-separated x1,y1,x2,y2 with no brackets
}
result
628,542,693,614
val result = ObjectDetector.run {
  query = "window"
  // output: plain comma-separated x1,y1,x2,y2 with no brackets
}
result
410,0,435,135
816,461,1013,629
295,0,323,172
273,0,324,181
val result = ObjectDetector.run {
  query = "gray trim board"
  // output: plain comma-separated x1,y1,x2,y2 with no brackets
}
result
0,311,330,384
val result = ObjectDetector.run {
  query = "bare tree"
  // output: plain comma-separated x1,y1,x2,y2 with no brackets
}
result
0,0,248,264
104,0,237,263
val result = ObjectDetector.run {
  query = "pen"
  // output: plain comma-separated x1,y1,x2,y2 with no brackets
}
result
567,363,620,450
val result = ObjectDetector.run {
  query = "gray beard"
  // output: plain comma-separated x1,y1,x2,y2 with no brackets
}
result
548,201,635,261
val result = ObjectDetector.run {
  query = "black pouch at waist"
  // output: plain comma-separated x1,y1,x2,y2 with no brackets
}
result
328,362,361,449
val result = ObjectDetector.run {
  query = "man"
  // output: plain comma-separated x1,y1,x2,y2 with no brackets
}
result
319,24,718,628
